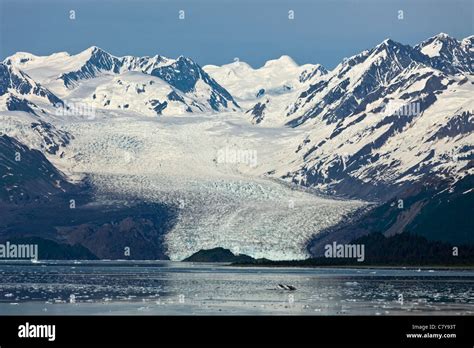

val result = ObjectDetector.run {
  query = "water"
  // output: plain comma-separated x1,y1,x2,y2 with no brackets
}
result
0,261,473,315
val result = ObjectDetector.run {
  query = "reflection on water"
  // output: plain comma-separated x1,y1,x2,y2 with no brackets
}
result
0,261,473,315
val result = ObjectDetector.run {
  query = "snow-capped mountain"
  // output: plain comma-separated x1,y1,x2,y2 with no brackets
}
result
56,46,123,88
4,47,239,115
204,56,327,124
149,55,238,111
0,62,63,114
204,55,327,100
416,33,474,74
0,63,72,155
286,33,473,127
271,33,474,201
286,39,427,126
86,72,210,116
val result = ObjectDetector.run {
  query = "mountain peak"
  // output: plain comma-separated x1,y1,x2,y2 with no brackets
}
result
177,55,193,62
415,33,472,73
299,64,328,83
59,46,121,87
375,38,404,51
263,55,298,68
434,32,451,40
461,35,474,50
85,45,102,53
462,35,474,42
420,33,458,47
370,38,414,58
229,60,253,70
417,32,464,60
3,52,37,66
79,46,114,60
381,38,395,45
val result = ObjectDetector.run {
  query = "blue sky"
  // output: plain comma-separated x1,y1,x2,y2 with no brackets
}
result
0,0,472,69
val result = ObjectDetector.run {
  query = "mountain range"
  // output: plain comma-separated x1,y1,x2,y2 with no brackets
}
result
0,33,472,259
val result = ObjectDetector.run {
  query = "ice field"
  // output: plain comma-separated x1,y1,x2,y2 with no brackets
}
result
53,110,366,260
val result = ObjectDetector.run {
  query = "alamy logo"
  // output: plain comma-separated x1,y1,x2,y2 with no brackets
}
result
18,322,56,341
216,147,258,168
382,101,420,117
324,242,365,262
55,102,96,119
0,241,38,260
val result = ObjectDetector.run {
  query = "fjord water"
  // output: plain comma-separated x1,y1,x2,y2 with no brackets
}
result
0,261,472,315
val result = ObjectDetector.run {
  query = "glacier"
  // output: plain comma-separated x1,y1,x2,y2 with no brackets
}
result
54,110,366,260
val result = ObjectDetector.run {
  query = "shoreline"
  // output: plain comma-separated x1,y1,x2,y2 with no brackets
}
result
0,259,473,271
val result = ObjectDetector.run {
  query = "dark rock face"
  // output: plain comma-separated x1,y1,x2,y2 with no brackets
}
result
256,88,265,98
149,57,202,93
246,100,268,124
56,205,176,260
167,90,185,103
427,111,474,142
0,135,76,204
149,100,168,115
5,95,37,114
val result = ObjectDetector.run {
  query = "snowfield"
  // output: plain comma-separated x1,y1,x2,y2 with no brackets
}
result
53,110,365,260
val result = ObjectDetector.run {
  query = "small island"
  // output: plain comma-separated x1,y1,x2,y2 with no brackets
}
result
183,247,258,263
